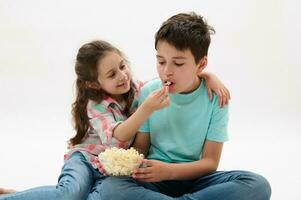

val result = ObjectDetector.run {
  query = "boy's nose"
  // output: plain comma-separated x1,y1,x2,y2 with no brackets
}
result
163,65,173,76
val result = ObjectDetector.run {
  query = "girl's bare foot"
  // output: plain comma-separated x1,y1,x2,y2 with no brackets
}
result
0,188,16,195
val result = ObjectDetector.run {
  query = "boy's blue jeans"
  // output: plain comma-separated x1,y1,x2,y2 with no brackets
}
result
0,152,105,200
100,170,271,200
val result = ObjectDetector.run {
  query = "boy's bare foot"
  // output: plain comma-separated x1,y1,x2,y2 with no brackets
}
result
0,188,16,195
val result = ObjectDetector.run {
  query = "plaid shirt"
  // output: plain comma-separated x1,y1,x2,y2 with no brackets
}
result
64,81,144,169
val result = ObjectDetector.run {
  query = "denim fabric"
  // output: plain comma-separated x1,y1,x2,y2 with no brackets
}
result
100,170,271,200
0,152,105,200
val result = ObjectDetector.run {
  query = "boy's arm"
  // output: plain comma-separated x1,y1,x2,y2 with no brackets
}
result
131,132,150,157
167,140,223,180
199,71,230,107
132,140,223,182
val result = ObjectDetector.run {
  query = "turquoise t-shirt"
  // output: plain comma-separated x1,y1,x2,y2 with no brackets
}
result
138,78,229,163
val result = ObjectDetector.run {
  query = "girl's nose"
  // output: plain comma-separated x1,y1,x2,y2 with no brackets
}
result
119,71,127,81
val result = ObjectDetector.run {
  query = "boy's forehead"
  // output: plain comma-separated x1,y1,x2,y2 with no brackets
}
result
156,41,192,58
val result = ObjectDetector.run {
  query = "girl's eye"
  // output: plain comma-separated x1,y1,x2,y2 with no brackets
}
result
108,73,116,78
120,64,126,70
158,61,166,65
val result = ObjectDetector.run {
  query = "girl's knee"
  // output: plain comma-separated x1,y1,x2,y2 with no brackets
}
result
56,180,88,200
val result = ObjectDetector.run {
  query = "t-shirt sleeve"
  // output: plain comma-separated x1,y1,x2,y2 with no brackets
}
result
130,80,145,114
87,102,127,147
137,86,150,134
206,96,229,142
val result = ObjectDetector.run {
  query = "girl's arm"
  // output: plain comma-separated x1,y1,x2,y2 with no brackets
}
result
113,87,169,142
132,140,223,182
200,71,230,107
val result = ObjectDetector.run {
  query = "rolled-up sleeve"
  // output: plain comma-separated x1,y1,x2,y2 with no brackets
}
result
88,102,129,148
206,96,229,142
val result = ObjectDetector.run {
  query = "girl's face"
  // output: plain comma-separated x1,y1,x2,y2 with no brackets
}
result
97,51,131,101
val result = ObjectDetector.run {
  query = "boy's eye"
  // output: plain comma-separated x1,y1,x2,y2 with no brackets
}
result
174,63,184,67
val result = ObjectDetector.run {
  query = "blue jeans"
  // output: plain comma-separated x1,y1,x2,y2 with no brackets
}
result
100,170,271,200
0,152,105,200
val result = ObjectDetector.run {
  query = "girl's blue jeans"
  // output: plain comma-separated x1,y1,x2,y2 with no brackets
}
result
100,170,271,200
0,152,105,200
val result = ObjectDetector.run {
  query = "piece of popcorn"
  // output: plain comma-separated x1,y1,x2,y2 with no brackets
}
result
165,81,171,86
98,147,144,176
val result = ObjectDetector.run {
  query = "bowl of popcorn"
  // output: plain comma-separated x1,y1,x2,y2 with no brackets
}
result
98,147,144,176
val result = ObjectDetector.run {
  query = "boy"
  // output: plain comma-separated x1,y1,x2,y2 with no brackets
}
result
101,12,271,200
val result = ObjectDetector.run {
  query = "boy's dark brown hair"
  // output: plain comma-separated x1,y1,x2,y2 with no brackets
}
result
155,12,215,63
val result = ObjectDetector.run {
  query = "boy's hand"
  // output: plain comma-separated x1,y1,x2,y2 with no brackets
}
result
142,86,170,113
132,159,171,182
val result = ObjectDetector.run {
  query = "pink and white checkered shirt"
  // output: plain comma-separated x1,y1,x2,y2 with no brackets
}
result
64,80,144,169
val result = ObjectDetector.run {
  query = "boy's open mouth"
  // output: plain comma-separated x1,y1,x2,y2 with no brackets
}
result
164,81,174,86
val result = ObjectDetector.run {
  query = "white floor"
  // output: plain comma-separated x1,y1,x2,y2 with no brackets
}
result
1,134,300,199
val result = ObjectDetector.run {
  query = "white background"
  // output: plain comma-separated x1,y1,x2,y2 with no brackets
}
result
0,0,300,199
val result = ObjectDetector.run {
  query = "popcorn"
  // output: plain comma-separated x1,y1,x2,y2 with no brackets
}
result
165,81,171,86
98,147,144,176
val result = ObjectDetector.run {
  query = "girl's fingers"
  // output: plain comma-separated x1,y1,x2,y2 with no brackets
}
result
221,90,227,107
217,91,223,107
226,88,231,100
153,87,166,98
206,85,213,101
223,89,229,105
155,87,169,103
162,97,170,106
222,89,230,107
159,86,168,97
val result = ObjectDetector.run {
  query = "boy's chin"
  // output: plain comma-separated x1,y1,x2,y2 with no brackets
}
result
167,87,177,94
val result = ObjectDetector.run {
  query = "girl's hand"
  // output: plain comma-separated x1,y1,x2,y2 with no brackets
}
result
142,86,170,113
203,73,230,107
132,159,171,182
92,157,108,176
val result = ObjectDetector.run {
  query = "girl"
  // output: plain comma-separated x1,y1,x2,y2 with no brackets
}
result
0,40,230,200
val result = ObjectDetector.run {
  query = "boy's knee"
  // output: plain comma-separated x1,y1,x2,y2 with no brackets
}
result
242,171,271,199
99,177,117,195
253,173,271,199
100,177,136,200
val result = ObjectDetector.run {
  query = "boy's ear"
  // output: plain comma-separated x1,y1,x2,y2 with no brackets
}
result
197,56,207,75
85,81,101,90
